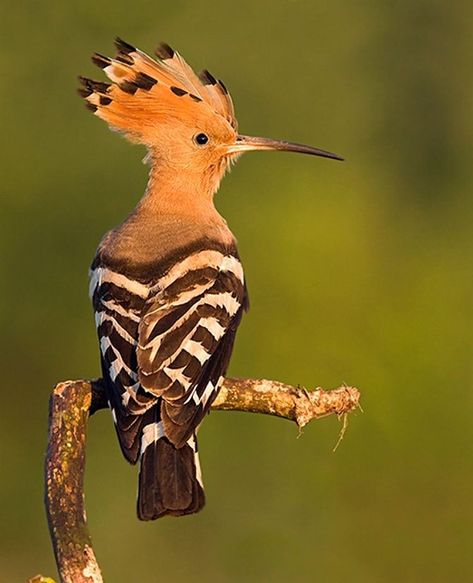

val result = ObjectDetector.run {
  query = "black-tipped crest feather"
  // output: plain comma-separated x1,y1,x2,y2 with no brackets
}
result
155,42,175,60
114,36,136,54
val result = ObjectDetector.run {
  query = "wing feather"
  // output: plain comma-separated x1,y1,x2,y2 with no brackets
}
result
137,255,246,447
91,251,247,456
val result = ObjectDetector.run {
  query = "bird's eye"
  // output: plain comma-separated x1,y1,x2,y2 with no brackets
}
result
194,133,209,146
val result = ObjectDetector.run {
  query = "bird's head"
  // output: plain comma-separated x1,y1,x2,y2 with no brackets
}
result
79,38,342,196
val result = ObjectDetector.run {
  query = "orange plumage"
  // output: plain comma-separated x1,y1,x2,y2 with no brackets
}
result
79,38,236,144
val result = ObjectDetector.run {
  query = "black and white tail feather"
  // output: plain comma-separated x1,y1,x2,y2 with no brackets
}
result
90,244,248,520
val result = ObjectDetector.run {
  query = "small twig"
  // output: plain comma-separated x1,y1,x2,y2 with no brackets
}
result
332,413,349,452
215,379,359,428
39,377,360,583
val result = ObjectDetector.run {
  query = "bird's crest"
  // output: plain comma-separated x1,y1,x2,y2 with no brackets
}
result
78,38,237,143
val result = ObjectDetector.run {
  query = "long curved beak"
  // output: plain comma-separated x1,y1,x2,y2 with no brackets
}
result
226,135,344,161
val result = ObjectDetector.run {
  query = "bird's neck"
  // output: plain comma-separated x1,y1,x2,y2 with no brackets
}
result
137,160,223,220
102,160,235,269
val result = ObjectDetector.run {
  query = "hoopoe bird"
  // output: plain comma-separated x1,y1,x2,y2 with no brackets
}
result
80,38,342,521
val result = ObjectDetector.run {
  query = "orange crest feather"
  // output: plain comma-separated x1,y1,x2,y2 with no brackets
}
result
78,38,237,143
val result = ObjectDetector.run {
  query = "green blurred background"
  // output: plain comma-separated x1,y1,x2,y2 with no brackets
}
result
2,1,473,581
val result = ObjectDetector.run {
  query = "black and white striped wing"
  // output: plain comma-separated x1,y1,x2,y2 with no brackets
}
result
137,253,246,447
90,264,158,462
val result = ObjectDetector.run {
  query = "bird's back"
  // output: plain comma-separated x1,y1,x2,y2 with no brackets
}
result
90,210,248,519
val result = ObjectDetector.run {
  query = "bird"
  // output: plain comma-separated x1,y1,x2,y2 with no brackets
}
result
79,37,343,521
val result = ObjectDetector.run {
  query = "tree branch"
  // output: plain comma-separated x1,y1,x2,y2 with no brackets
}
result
40,377,360,583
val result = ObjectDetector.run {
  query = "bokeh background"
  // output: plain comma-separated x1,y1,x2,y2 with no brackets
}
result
2,2,473,581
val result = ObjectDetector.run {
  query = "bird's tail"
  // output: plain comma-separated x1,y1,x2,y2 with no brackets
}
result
137,422,205,520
